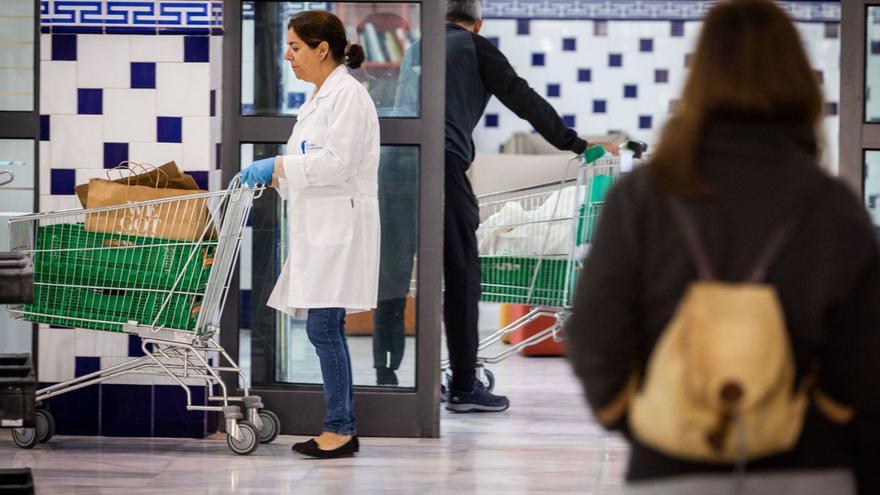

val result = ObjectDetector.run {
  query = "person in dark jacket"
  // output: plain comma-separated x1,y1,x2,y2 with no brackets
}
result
443,0,617,412
565,0,880,493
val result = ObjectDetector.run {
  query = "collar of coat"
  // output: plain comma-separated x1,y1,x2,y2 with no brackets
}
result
299,64,349,120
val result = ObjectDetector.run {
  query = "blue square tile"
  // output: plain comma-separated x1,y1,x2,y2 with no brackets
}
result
77,88,102,115
186,171,208,190
562,38,576,51
487,36,499,49
516,19,530,35
184,36,210,62
624,84,638,99
639,115,652,129
157,117,182,143
51,34,76,60
640,38,654,52
286,91,306,109
671,20,685,37
39,381,99,436
103,143,129,169
75,356,100,378
131,62,156,89
154,385,207,438
824,22,839,39
216,143,222,170
101,384,153,437
531,53,545,67
485,114,499,128
827,102,838,116
40,115,50,141
562,115,576,128
128,334,154,357
609,53,622,67
547,83,560,98
41,26,50,34
578,68,591,82
655,69,669,83
50,169,75,195
593,100,607,114
240,289,252,330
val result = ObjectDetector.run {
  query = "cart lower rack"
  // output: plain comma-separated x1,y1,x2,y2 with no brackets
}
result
4,182,278,454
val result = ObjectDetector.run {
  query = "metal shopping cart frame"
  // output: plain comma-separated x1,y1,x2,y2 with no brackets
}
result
441,151,641,395
4,181,278,455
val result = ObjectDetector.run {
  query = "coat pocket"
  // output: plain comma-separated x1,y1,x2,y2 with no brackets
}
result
305,196,355,246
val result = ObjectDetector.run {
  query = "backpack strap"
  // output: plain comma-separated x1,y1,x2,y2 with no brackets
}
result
670,200,799,284
669,200,717,281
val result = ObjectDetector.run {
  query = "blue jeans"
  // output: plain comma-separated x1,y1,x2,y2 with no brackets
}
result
306,308,356,435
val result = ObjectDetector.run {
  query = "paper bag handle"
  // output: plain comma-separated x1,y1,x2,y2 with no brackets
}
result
107,161,169,188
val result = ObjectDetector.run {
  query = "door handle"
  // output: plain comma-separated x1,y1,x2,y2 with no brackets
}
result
0,170,13,187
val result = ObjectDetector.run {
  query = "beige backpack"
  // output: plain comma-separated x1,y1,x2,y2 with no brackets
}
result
628,202,809,463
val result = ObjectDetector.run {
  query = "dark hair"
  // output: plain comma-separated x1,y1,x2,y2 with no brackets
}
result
650,0,824,196
446,0,481,25
287,11,365,69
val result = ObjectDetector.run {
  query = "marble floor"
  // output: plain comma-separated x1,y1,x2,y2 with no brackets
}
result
0,352,628,494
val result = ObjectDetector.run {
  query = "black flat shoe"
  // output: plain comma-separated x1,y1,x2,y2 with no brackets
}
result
291,437,357,459
352,435,359,452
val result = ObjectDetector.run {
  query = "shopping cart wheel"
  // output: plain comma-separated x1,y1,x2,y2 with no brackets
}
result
479,369,496,393
227,421,259,455
11,426,38,449
36,409,55,443
258,409,281,444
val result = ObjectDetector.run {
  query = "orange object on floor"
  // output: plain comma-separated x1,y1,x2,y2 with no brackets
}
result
499,304,529,344
508,306,566,357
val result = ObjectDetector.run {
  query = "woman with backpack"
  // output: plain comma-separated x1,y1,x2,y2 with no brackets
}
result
565,0,880,493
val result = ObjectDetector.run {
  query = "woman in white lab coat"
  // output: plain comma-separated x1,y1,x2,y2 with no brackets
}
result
237,10,380,459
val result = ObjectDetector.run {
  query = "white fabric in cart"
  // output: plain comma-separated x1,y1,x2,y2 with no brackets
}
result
477,185,580,257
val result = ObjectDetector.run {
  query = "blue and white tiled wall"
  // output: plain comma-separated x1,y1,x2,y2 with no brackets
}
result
474,1,841,171
37,0,223,437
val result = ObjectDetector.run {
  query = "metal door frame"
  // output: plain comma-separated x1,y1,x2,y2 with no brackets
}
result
220,0,443,437
841,1,876,195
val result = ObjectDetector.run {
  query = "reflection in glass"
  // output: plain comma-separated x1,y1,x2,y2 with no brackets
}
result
241,2,421,118
864,151,880,237
0,0,34,111
239,144,418,389
867,8,880,121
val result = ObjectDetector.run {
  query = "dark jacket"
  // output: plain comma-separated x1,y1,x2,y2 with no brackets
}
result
565,119,880,494
445,23,586,167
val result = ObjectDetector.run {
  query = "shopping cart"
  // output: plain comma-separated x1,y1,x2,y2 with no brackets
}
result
4,180,278,455
441,146,646,395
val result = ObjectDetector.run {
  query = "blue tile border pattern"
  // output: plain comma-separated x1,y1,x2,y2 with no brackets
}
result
41,0,223,35
480,1,840,22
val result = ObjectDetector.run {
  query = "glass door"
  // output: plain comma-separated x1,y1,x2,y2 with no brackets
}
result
221,0,444,437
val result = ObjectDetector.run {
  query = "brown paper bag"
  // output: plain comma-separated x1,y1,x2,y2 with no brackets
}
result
85,178,213,242
75,161,200,208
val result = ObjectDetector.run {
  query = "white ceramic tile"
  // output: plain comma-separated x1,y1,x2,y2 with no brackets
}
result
77,34,132,89
39,60,77,114
39,194,80,212
40,33,50,60
100,356,155,385
39,140,51,191
129,142,183,168
75,328,129,357
208,168,222,192
209,36,223,90
239,226,252,290
103,88,157,143
75,167,112,185
156,62,210,117
130,34,183,63
181,116,210,170
38,327,75,382
50,115,103,168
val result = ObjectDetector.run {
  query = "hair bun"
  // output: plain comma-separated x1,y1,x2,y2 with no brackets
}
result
345,43,365,69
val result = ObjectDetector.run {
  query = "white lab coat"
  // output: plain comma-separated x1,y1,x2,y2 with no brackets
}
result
266,65,381,319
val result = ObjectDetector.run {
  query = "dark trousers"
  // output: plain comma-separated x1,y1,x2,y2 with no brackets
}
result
443,152,481,390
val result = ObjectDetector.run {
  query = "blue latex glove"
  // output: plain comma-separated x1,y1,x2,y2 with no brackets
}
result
236,156,276,187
